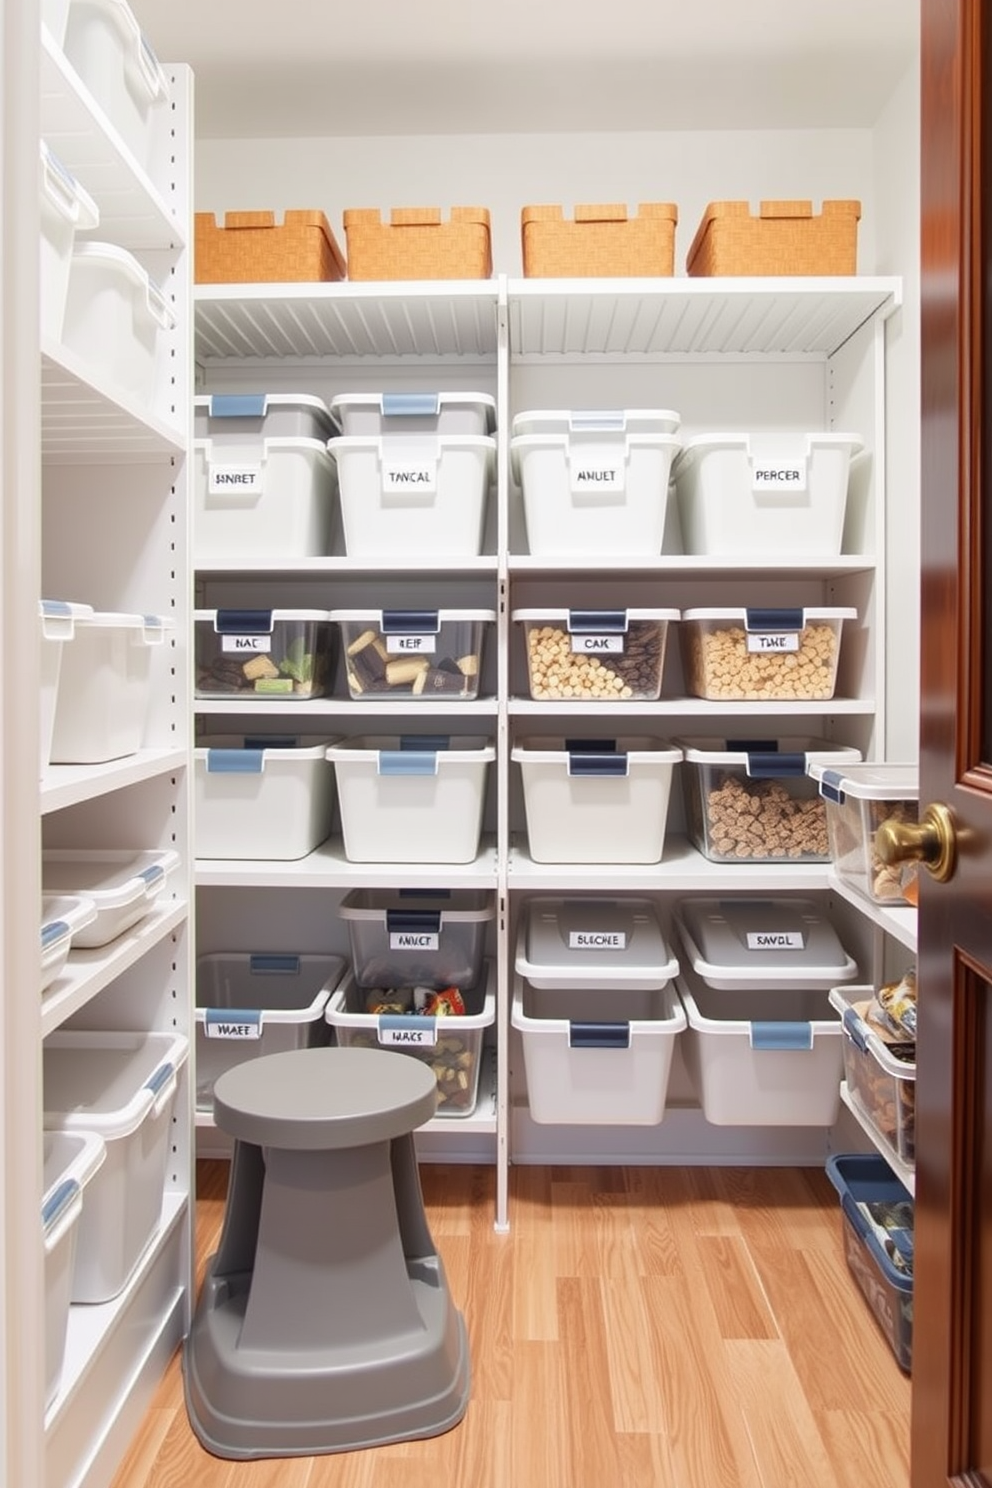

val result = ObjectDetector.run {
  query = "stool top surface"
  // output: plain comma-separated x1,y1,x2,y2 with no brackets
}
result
212,1046,438,1149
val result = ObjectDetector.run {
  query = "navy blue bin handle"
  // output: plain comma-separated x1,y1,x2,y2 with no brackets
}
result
380,610,440,633
249,954,301,974
567,751,628,777
745,607,804,632
399,888,451,900
400,734,450,752
568,1022,631,1049
817,767,847,804
214,609,274,634
567,610,628,633
745,752,806,778
386,909,443,934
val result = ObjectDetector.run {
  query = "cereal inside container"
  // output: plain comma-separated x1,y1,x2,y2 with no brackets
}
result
513,607,678,701
680,606,856,701
809,762,919,904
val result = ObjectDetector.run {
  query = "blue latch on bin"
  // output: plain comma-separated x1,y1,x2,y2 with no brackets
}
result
382,393,440,417
749,1021,813,1051
208,393,267,419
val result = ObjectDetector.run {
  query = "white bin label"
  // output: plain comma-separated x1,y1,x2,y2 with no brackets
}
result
208,463,262,495
751,461,807,492
378,1025,437,1047
386,635,437,655
221,634,272,654
746,632,801,654
568,931,628,950
570,463,624,494
389,931,441,951
382,461,437,494
745,931,806,951
205,1018,263,1039
570,635,624,654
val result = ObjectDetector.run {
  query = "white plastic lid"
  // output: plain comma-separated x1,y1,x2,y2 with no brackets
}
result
70,243,176,330
329,609,496,624
681,607,857,623
676,735,862,766
516,898,678,991
339,888,495,923
195,392,333,415
327,434,496,455
43,1030,190,1138
39,142,99,231
41,848,179,909
511,736,682,763
809,761,919,803
41,894,98,963
330,391,496,431
195,609,333,626
512,608,680,624
42,1130,106,1237
39,599,95,641
195,734,336,760
674,430,864,465
70,610,174,639
676,897,858,991
512,408,681,437
326,735,496,762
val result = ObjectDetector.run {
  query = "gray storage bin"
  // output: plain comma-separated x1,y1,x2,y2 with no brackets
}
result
340,889,494,989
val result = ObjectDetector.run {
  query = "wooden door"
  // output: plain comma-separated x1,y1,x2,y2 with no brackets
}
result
914,0,992,1482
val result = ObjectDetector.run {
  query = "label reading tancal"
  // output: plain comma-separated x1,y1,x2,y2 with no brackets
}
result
383,462,437,494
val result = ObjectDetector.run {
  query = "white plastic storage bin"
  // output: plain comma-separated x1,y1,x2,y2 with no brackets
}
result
39,599,94,775
674,896,859,992
677,971,844,1126
43,1029,189,1302
42,1130,105,1406
510,409,681,558
680,606,856,701
330,390,496,437
328,433,496,558
511,971,686,1126
39,143,99,343
49,610,173,764
40,894,97,993
194,392,338,444
327,734,495,864
672,431,864,557
194,435,339,564
194,734,337,861
512,735,681,864
62,243,175,409
41,848,179,947
830,985,917,1166
62,0,171,175
677,736,862,863
333,608,495,700
513,608,677,701
809,762,920,905
341,888,494,989
194,609,336,699
195,952,344,1110
327,962,496,1117
515,897,678,991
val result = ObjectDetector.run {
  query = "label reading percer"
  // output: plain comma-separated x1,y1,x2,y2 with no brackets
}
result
569,931,628,950
751,462,807,492
745,632,801,654
746,931,805,951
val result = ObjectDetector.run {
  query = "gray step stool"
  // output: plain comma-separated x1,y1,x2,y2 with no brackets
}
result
183,1045,470,1458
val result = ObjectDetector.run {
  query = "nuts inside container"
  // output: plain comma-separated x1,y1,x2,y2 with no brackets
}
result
515,608,676,700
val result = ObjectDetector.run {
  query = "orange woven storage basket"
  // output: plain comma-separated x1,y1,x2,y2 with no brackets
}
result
521,203,678,278
342,207,492,281
194,210,346,285
686,199,861,277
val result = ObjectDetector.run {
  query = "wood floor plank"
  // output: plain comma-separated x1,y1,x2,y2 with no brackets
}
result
724,1338,842,1488
815,1407,912,1488
108,1410,178,1488
695,1234,779,1341
726,1164,841,1255
600,1273,668,1433
509,1340,572,1488
615,1430,678,1488
556,1276,625,1487
459,1227,515,1402
621,1167,687,1278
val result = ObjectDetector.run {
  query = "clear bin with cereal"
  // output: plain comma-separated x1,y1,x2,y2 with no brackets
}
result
325,961,496,1117
331,609,494,700
808,762,919,905
680,606,856,701
829,984,917,1166
195,609,335,699
677,735,862,863
513,607,677,701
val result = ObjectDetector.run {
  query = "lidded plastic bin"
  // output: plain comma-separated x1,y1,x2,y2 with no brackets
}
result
326,734,495,865
42,1130,105,1406
326,962,496,1117
825,1154,914,1372
327,432,496,559
41,848,179,947
672,432,864,557
515,897,678,991
39,143,99,343
195,952,344,1110
511,735,681,864
195,609,336,699
511,409,681,558
513,608,677,701
194,734,337,861
677,735,862,863
680,606,856,701
62,243,175,409
43,1029,189,1302
674,896,858,992
41,894,98,993
332,609,495,700
49,610,173,764
330,391,496,438
809,762,920,905
340,888,494,989
63,0,171,175
39,599,94,774
194,392,337,443
829,985,916,1166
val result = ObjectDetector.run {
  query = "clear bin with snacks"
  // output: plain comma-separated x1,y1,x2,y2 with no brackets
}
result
195,609,336,699
808,762,920,905
340,889,494,989
680,606,855,701
829,984,916,1165
332,609,494,700
513,608,677,701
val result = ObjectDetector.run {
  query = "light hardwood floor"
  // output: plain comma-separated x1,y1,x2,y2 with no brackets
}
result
111,1160,911,1488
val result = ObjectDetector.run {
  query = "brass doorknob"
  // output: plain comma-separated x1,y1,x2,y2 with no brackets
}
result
874,801,957,883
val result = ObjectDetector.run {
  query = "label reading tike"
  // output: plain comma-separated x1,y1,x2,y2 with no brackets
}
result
208,463,262,495
570,464,623,494
378,1025,438,1048
382,462,437,494
568,931,628,951
746,632,801,654
385,635,438,655
221,634,272,654
745,931,806,951
389,931,441,951
570,635,624,654
751,462,807,492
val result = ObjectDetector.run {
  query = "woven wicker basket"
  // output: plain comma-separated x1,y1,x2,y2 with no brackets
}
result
343,207,492,281
194,210,346,284
521,203,678,278
686,200,861,277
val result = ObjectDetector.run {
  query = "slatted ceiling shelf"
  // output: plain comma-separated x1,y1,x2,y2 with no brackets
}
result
41,347,185,458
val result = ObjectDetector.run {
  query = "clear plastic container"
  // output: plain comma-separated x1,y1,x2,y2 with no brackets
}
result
340,888,494,989
513,608,677,701
39,600,94,774
332,609,494,700
809,762,919,905
62,243,175,409
40,894,97,992
42,1130,105,1406
39,143,99,343
195,609,336,699
674,896,859,992
515,897,678,991
677,735,862,863
41,848,179,947
63,0,171,176
829,985,916,1165
194,734,337,861
680,606,856,701
825,1154,913,1372
330,391,495,437
49,610,173,764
